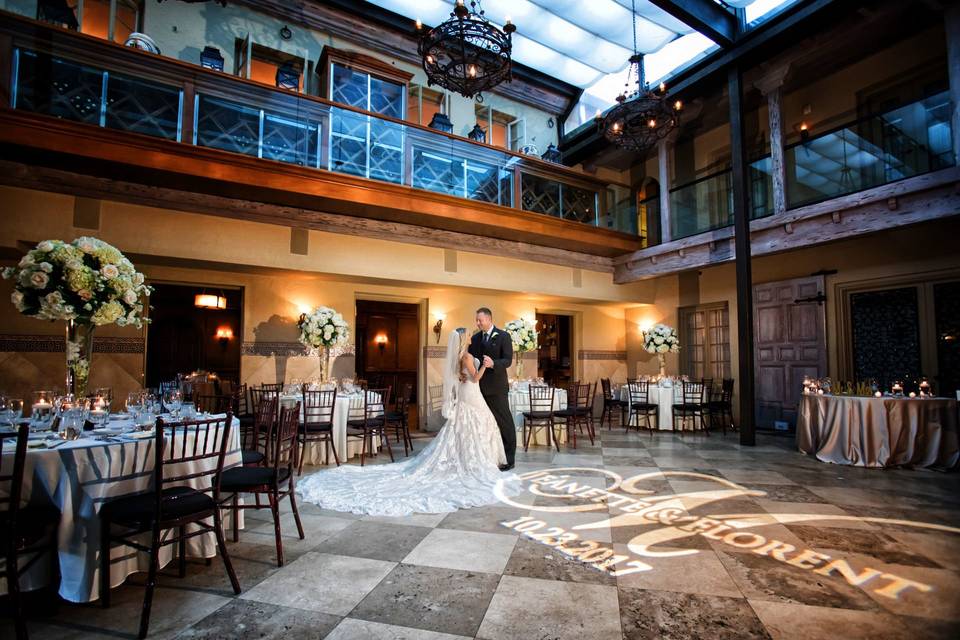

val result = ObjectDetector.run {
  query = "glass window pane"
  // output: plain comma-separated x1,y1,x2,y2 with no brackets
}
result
331,63,368,109
370,75,404,119
521,173,561,217
14,49,103,126
195,94,260,157
105,73,180,140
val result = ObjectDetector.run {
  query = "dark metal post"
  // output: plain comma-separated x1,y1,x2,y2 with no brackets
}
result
728,65,756,446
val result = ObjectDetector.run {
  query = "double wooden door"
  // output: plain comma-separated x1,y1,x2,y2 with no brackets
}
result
753,276,827,430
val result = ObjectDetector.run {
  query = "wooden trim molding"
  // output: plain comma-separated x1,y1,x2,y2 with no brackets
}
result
614,167,960,282
423,346,447,359
577,350,628,361
0,334,144,353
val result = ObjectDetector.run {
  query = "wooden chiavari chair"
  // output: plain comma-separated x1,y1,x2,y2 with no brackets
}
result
522,385,557,451
553,382,595,448
626,380,658,436
708,378,736,435
346,387,392,466
385,382,414,456
600,378,627,430
672,380,709,435
299,389,339,473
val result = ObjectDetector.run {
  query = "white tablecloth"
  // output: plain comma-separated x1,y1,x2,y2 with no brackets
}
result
281,393,382,464
508,386,568,446
620,384,680,430
0,415,242,603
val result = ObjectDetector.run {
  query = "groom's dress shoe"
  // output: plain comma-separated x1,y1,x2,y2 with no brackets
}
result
499,464,514,471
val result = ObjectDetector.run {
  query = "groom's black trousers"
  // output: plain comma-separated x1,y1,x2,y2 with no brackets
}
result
483,391,516,466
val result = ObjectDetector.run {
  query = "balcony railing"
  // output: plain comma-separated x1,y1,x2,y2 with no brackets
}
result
9,43,628,234
669,158,772,240
785,92,954,207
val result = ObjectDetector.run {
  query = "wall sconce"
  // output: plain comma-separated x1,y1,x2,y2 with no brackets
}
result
798,121,810,142
195,292,226,309
374,333,388,354
433,314,445,344
215,326,234,348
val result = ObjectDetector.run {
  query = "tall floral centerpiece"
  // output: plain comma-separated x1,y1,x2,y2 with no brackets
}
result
643,323,680,378
297,306,349,383
505,318,538,380
2,237,151,396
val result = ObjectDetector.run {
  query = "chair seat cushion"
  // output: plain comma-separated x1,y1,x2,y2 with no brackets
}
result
672,403,703,411
604,398,627,406
629,402,657,411
708,401,732,410
523,411,553,419
303,422,333,432
101,486,214,526
347,418,383,429
385,411,406,422
553,408,586,418
242,449,265,465
220,466,290,492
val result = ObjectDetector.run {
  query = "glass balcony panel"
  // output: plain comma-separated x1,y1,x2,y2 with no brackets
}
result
105,74,181,141
195,94,261,157
786,91,954,207
413,149,464,197
561,184,598,225
521,173,561,217
370,75,404,119
670,171,733,240
465,163,504,205
14,49,103,125
748,155,774,219
331,63,367,109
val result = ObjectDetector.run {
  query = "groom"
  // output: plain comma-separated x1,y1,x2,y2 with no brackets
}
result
469,307,515,471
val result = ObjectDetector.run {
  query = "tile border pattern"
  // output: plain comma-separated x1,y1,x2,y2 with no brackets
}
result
578,350,627,361
0,333,144,354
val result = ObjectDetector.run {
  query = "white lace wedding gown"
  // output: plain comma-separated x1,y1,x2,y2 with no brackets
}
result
296,360,516,517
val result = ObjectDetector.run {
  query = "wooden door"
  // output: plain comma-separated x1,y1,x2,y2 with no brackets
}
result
753,276,827,430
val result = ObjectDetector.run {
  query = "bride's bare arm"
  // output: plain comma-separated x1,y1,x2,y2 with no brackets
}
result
462,353,487,382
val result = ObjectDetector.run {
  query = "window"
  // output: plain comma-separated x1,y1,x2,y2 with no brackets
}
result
320,46,412,119
39,0,143,43
679,303,731,381
475,105,520,149
235,38,306,92
408,84,448,126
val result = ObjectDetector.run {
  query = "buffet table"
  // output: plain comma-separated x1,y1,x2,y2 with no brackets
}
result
796,394,959,469
0,415,242,602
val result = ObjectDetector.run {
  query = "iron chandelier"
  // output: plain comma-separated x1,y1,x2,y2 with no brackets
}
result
416,0,516,102
599,0,682,152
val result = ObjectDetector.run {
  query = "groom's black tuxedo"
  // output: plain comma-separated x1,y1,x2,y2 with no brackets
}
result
469,326,515,465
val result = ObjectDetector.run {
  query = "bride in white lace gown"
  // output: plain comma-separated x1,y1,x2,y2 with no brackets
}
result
296,328,518,517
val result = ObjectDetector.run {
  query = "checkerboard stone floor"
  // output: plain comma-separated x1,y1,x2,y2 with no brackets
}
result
6,429,960,639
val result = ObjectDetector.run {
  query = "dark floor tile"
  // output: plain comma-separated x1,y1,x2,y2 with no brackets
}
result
502,537,616,586
619,588,770,640
437,504,529,534
603,456,658,467
349,563,500,637
715,548,881,611
175,599,340,639
746,484,829,503
785,525,944,567
318,521,433,562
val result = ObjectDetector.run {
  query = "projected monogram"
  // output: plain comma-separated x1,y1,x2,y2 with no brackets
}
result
496,469,958,599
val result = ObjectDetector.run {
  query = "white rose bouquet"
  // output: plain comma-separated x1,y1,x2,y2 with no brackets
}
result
298,306,349,382
2,237,151,396
2,237,151,327
505,318,538,379
643,323,680,355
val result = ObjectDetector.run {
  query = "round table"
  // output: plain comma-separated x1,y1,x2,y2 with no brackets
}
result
0,414,242,603
508,385,568,446
281,392,382,464
620,384,680,430
796,394,959,468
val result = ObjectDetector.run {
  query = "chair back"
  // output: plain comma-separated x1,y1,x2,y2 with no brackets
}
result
701,378,715,401
250,387,280,418
0,424,29,530
260,383,283,393
721,378,734,402
196,394,232,414
152,413,233,515
273,403,300,471
303,389,337,427
232,383,250,417
365,388,389,423
600,378,614,400
569,382,592,410
627,380,650,404
356,378,369,391
529,385,555,414
396,382,413,413
248,395,278,451
682,380,705,405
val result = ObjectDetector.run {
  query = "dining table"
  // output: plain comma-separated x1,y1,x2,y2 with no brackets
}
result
796,393,959,469
280,390,382,464
619,382,681,430
507,382,568,445
0,413,242,603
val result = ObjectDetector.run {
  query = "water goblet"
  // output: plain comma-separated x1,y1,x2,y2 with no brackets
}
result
163,389,182,419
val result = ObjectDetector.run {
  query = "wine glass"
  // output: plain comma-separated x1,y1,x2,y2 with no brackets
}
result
163,389,182,419
0,396,21,427
126,391,143,419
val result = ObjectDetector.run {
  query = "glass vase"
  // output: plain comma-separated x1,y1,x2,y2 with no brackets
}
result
657,353,667,378
65,320,95,397
320,346,331,384
517,354,525,380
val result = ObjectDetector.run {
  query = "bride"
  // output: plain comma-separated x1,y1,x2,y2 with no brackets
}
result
296,328,518,517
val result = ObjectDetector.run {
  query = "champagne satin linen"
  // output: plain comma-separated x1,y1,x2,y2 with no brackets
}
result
797,395,959,469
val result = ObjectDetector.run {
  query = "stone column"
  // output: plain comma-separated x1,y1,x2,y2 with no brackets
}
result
657,136,674,243
755,65,790,216
945,5,960,165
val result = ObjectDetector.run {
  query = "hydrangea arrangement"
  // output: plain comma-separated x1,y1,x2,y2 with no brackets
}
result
505,318,538,353
2,237,151,396
643,323,680,354
297,306,350,351
2,237,151,326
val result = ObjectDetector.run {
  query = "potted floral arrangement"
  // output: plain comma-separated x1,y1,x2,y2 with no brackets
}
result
2,237,151,396
297,306,349,382
643,323,680,378
505,318,538,380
